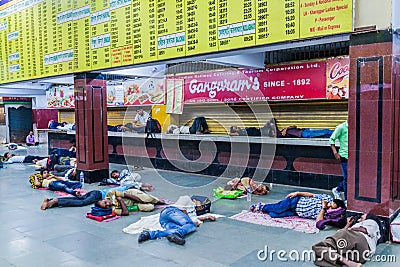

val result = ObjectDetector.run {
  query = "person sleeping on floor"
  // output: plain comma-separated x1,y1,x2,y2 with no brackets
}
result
250,191,347,230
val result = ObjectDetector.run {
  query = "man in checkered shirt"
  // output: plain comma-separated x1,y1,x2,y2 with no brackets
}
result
250,191,346,220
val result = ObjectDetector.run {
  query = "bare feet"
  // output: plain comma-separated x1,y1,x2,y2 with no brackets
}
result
41,198,58,210
207,215,216,221
140,185,153,192
340,256,363,267
140,183,154,191
41,198,50,210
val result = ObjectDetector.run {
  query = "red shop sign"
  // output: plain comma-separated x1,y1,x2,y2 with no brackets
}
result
178,61,326,103
1,97,32,103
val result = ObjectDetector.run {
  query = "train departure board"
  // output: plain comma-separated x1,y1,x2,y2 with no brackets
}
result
0,0,353,84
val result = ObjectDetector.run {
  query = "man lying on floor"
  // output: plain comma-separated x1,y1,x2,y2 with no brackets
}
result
3,152,47,164
312,213,389,267
40,185,164,213
250,191,347,230
41,185,129,210
30,169,82,196
138,196,215,245
96,188,165,215
108,169,153,191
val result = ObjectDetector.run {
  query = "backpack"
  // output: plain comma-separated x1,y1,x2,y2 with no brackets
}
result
90,206,112,217
59,157,70,165
52,148,75,158
48,120,60,129
145,117,161,138
47,153,59,171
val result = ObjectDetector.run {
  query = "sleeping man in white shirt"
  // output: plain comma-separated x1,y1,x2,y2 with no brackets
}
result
166,116,210,135
3,152,47,164
312,213,386,267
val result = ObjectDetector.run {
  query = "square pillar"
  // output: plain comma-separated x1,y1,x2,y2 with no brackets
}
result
348,30,400,217
74,73,109,183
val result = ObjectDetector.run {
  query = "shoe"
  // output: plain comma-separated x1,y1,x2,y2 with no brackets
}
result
331,187,341,200
133,166,144,171
167,234,185,245
250,202,264,212
138,231,151,243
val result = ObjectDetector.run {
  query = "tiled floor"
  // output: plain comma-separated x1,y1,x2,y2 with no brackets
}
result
0,147,399,266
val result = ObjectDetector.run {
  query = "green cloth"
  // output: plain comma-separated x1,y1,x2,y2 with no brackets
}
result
329,121,348,159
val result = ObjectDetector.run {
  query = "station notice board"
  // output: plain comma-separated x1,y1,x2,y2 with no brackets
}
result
0,0,353,84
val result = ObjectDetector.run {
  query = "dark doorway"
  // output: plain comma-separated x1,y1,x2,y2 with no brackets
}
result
8,106,33,143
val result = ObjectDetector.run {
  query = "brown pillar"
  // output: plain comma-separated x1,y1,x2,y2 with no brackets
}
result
74,73,109,183
348,30,400,217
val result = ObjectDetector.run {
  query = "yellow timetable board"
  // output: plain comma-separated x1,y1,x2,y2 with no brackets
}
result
156,0,186,60
0,0,353,85
89,0,111,71
131,0,158,64
217,0,256,51
256,0,300,45
56,0,74,76
42,0,59,78
299,0,353,38
73,1,91,72
110,0,133,67
185,0,218,56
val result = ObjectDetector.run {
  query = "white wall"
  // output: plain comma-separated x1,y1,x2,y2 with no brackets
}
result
354,0,392,30
32,95,48,109
0,125,7,144
394,0,400,31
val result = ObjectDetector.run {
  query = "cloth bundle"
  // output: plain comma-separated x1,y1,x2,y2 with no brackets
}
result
224,177,270,195
86,212,118,222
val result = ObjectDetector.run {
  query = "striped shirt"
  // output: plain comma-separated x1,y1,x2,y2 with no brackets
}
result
295,194,333,219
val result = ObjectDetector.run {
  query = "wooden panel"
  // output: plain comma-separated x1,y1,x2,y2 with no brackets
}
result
59,110,75,123
180,101,348,134
59,108,137,126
